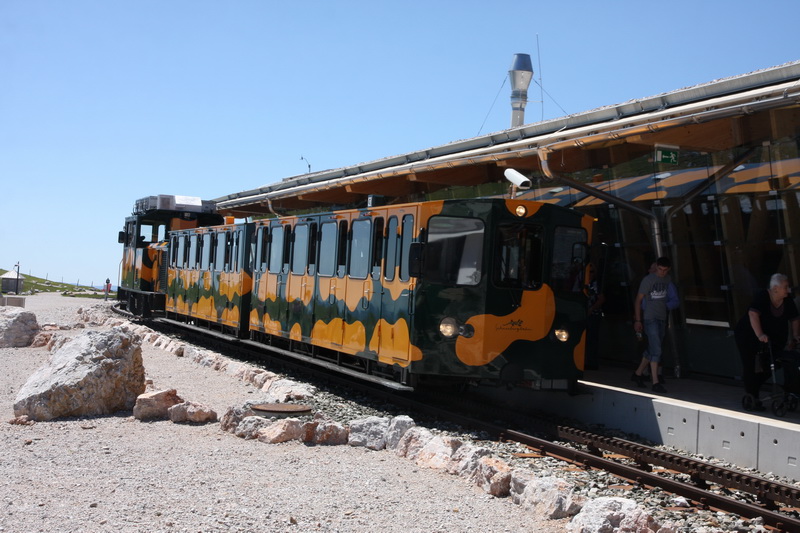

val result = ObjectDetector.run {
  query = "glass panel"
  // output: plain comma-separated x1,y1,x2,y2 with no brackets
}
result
493,223,543,289
399,215,414,282
318,222,337,277
349,219,371,279
201,234,212,270
384,217,398,281
551,226,588,293
269,226,284,273
292,224,309,275
424,216,484,286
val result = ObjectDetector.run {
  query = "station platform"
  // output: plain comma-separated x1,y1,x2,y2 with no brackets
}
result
541,366,800,481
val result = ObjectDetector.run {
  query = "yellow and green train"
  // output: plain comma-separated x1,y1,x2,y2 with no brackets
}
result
118,194,593,391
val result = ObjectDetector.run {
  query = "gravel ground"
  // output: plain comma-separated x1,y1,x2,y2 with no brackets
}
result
1,293,572,533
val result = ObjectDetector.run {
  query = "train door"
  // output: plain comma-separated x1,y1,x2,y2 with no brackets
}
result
375,209,418,363
285,217,319,341
250,223,269,333
263,220,292,336
186,233,201,317
197,231,214,321
311,215,348,349
342,213,375,354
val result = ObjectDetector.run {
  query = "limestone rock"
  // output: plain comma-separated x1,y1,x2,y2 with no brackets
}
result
13,328,145,421
257,418,305,444
415,435,463,470
510,472,584,519
219,405,256,433
567,496,643,533
348,416,390,450
234,416,272,439
0,308,40,347
385,415,415,450
472,456,512,497
312,419,349,445
133,389,184,421
446,444,493,478
168,401,217,423
394,426,434,460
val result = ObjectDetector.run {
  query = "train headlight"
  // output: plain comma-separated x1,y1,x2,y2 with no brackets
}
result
554,329,569,342
439,317,458,338
514,205,527,217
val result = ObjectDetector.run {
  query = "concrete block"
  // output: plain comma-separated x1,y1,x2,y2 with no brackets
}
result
652,400,699,454
757,423,800,478
4,296,25,308
697,410,759,469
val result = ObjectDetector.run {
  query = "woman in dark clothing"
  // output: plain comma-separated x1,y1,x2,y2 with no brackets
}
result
734,273,800,411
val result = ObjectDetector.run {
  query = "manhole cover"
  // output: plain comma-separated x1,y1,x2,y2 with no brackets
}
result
250,403,312,418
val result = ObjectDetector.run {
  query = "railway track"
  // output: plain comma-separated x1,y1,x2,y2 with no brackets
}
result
129,309,800,532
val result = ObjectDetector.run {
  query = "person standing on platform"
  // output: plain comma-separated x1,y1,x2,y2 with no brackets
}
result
632,257,678,393
734,273,800,411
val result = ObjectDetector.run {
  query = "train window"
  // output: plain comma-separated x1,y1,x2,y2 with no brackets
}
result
292,224,309,275
255,227,268,272
399,215,414,282
551,226,588,292
349,219,371,280
230,232,239,272
182,235,191,268
170,235,180,267
209,234,217,268
494,224,543,290
318,222,337,277
424,216,484,286
216,231,228,271
174,235,184,268
337,220,348,278
190,235,200,269
371,217,384,280
384,217,398,281
269,226,284,273
201,233,213,270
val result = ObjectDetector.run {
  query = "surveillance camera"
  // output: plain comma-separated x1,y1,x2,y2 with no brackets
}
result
504,168,531,190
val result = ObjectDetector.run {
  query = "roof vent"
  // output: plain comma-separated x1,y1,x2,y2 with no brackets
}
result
509,53,533,128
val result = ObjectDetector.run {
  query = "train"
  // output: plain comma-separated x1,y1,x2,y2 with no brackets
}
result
118,194,594,391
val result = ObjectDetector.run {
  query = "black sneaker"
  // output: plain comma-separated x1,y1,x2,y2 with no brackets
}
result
652,382,667,393
631,372,645,388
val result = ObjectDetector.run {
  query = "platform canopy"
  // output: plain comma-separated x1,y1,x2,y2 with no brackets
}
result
214,61,800,218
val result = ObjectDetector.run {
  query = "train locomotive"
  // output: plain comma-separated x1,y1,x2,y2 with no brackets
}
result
118,194,593,391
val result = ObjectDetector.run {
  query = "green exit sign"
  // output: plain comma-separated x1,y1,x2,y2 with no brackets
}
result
655,146,679,164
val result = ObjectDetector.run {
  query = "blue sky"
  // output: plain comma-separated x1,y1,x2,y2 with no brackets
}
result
0,0,797,288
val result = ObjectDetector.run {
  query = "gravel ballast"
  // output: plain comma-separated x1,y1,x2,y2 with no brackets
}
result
1,293,572,533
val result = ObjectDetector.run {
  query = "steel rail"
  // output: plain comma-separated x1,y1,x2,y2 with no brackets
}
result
558,426,800,510
499,428,800,533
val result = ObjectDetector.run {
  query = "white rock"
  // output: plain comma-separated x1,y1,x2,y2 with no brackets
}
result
348,416,390,450
0,307,40,347
13,328,145,421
